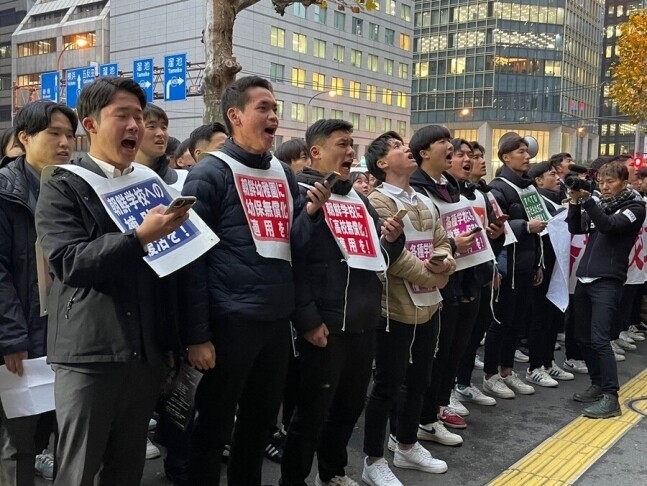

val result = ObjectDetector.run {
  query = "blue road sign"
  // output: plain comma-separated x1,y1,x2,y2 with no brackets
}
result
40,72,59,103
99,63,119,77
164,53,187,102
133,58,154,102
66,67,96,109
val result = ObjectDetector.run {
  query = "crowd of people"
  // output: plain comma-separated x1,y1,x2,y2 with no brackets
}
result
0,74,646,486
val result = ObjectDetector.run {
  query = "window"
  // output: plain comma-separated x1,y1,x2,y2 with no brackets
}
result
349,112,360,129
270,63,285,83
387,0,396,15
401,4,411,21
369,23,379,41
397,121,407,137
293,3,306,18
292,33,307,54
382,88,393,105
366,115,377,133
312,72,325,91
396,92,407,108
366,85,377,102
311,106,324,124
70,1,107,21
350,81,361,99
291,103,305,122
0,42,10,59
276,100,284,119
63,32,96,49
17,38,56,57
399,34,411,51
398,63,409,79
368,54,379,72
16,73,40,86
384,59,394,76
351,49,362,68
271,27,285,47
332,109,343,119
314,39,326,58
352,17,363,35
385,28,395,46
271,135,283,153
331,77,344,96
313,5,327,24
334,11,345,30
333,44,345,63
291,68,305,88
382,118,392,132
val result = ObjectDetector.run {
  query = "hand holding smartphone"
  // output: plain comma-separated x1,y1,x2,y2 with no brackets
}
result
322,171,341,189
393,208,409,220
494,214,509,224
430,252,448,262
164,196,196,215
467,226,483,235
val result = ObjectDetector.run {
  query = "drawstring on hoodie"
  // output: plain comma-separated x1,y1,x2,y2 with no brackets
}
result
490,263,501,324
341,261,350,332
538,235,545,270
511,242,517,290
289,323,299,357
408,306,421,364
380,238,391,332
433,303,442,358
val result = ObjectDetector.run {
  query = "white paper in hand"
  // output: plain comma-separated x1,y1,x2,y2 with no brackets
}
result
0,357,55,418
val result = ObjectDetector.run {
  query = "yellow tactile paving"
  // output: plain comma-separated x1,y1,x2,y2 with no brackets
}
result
488,368,647,486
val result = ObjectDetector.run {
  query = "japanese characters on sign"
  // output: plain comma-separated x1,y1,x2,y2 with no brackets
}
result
102,178,199,260
406,239,435,293
164,53,187,102
133,58,154,102
442,208,488,257
323,200,377,257
234,174,291,242
99,63,119,77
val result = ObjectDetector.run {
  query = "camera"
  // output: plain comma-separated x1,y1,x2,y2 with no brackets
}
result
565,163,597,193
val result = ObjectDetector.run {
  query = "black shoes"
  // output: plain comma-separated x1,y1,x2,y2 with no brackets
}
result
573,384,603,403
582,393,621,419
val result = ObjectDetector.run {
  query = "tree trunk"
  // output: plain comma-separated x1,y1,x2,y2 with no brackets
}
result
202,0,245,124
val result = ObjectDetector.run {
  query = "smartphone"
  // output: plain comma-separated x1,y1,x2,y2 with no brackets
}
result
494,214,510,224
164,196,196,215
393,208,409,220
322,171,341,189
430,253,448,262
468,226,483,235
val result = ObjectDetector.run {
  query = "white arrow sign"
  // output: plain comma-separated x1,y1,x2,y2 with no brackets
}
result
165,77,185,99
140,80,152,89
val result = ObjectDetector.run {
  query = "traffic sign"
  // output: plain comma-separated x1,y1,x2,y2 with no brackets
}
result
40,72,59,103
99,63,119,77
66,67,96,109
133,58,154,102
164,53,187,102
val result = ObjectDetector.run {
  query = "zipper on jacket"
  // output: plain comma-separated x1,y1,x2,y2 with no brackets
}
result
65,288,80,319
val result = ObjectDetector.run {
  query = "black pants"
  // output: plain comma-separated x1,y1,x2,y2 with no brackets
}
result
190,319,291,486
484,273,533,376
280,331,375,486
529,262,563,370
573,279,622,395
420,296,480,424
363,316,439,457
564,295,584,361
456,286,492,386
630,283,647,327
613,284,638,339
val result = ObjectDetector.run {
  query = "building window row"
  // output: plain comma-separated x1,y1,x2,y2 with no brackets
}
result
272,25,410,52
63,32,97,49
17,38,56,57
28,9,66,28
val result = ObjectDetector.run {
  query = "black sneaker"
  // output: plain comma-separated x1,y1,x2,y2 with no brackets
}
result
573,385,603,403
264,430,285,464
221,444,230,464
582,393,621,419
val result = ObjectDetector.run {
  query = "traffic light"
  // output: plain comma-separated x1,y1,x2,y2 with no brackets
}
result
633,155,644,169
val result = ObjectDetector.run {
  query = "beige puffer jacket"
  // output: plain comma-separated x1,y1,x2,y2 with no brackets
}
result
369,189,456,324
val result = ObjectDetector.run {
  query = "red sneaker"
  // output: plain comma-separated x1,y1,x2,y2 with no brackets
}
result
438,406,467,429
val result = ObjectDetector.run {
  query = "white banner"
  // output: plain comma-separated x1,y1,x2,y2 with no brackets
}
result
547,211,570,312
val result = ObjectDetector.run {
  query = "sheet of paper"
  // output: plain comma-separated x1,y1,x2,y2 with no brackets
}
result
0,357,55,418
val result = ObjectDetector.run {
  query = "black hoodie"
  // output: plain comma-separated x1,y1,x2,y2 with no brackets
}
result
489,166,541,277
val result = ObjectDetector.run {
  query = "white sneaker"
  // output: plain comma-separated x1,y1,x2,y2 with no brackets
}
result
503,371,535,395
614,351,626,362
611,340,626,355
362,458,401,486
619,331,636,345
393,442,448,474
626,326,645,341
615,337,636,351
474,355,484,370
525,367,558,388
454,384,497,406
554,342,561,351
316,474,359,486
417,421,463,446
483,374,515,399
556,332,566,343
448,391,469,416
563,359,588,374
387,434,398,452
547,362,574,381
146,438,160,459
514,349,529,363
148,418,157,431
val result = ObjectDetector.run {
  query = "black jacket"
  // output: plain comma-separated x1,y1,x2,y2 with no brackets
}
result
36,155,180,365
150,155,179,185
489,167,541,277
568,196,646,282
0,157,46,359
181,139,318,342
292,167,404,335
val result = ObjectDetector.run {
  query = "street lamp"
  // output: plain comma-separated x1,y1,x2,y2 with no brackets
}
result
306,90,336,128
57,37,89,99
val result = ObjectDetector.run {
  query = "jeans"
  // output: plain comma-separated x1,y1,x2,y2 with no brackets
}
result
363,316,438,458
573,279,623,395
280,331,375,486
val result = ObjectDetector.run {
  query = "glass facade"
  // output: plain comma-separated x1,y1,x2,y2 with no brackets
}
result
413,0,603,165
